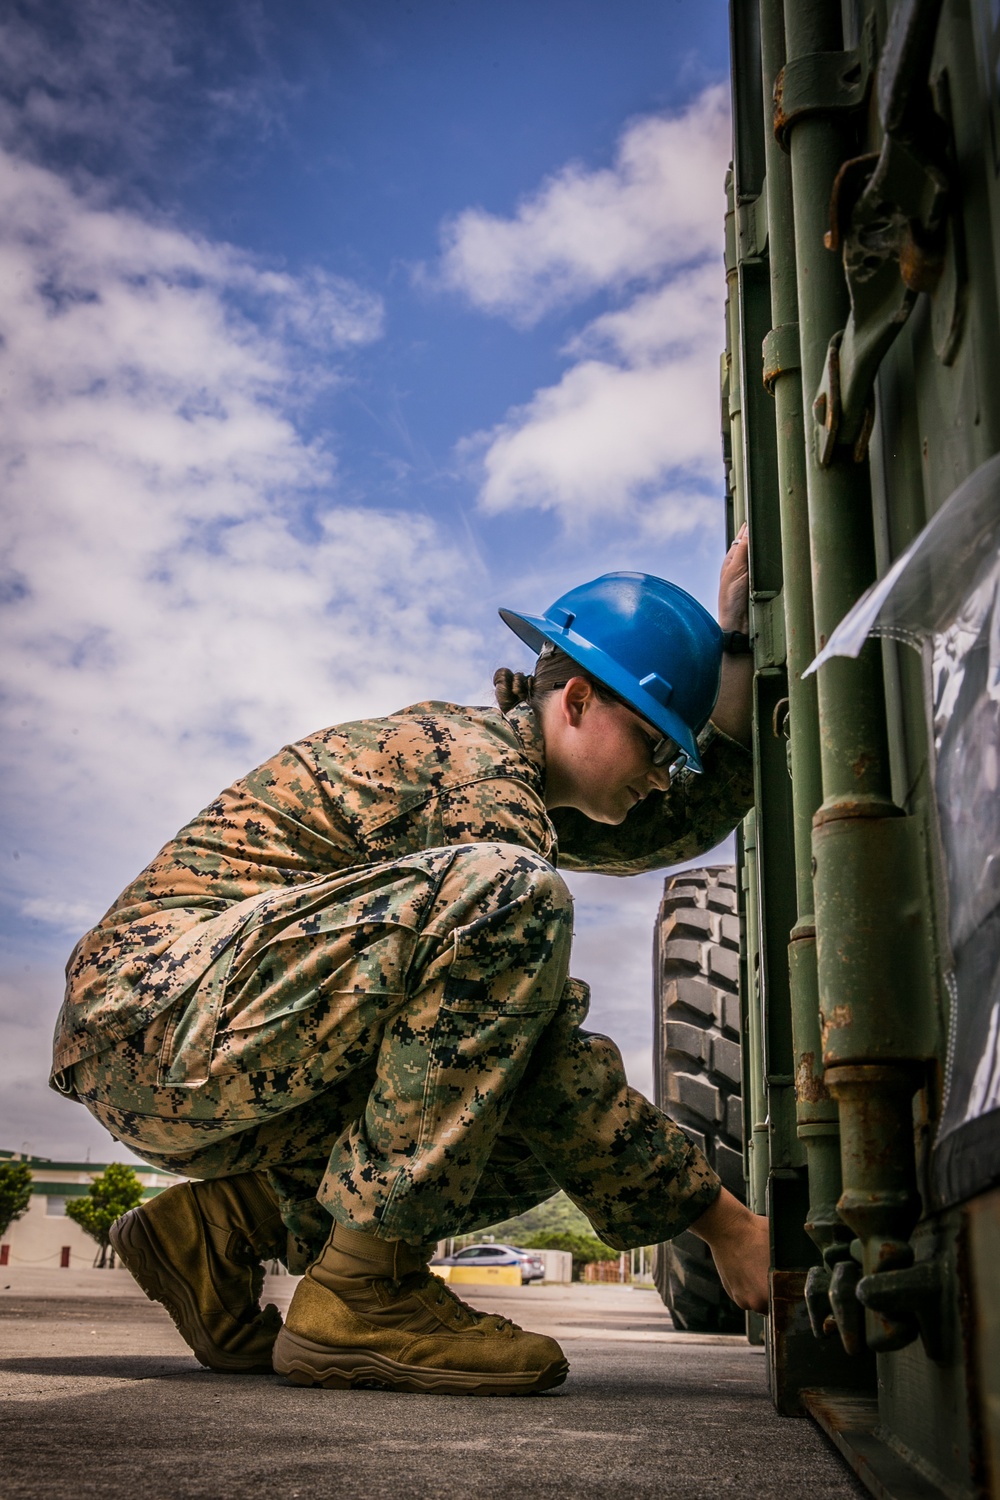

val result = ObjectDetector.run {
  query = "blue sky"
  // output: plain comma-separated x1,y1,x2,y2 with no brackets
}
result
0,0,734,1160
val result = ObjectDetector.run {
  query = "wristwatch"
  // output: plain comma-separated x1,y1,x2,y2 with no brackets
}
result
721,630,752,654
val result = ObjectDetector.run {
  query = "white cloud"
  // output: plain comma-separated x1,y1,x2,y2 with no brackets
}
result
459,262,724,532
437,92,731,534
0,146,476,937
565,261,722,365
435,86,730,325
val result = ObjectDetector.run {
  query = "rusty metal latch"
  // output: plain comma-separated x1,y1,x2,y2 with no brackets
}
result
856,1258,945,1360
810,0,961,466
804,1247,863,1348
805,1248,945,1360
828,1256,868,1356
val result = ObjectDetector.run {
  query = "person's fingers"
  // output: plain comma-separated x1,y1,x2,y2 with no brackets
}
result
719,525,750,628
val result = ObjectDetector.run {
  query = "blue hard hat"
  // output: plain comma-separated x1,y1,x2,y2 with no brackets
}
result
499,572,722,773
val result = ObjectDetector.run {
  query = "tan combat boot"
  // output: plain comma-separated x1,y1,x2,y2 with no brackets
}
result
109,1172,285,1373
272,1222,568,1396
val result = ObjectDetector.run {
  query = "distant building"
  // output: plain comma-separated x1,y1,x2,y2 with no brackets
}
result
0,1148,182,1269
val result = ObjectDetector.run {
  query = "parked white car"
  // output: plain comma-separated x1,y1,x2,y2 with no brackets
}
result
433,1242,545,1282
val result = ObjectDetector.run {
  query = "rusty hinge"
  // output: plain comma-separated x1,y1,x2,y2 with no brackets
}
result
762,322,801,395
772,15,877,150
751,593,786,669
736,189,769,262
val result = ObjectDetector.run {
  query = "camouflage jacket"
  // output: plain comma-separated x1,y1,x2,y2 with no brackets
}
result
54,701,752,1070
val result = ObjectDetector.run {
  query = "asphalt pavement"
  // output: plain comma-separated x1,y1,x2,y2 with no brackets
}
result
1,1266,866,1499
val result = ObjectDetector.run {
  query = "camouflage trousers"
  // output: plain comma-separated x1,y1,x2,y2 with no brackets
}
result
72,844,719,1265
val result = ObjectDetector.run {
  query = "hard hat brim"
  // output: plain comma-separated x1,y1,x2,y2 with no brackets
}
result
498,607,706,773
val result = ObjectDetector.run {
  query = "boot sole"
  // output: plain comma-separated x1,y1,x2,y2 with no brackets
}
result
273,1327,568,1396
109,1208,277,1375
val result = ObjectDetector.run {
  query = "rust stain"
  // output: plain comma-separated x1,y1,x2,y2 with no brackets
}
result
900,231,943,296
762,360,791,394
813,799,890,825
796,1051,832,1104
851,751,876,780
772,69,787,140
821,1005,853,1051
825,152,880,256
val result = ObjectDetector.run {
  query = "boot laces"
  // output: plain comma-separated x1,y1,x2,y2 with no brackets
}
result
415,1272,520,1333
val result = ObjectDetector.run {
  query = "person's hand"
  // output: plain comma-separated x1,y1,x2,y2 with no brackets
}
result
710,523,753,745
688,1186,769,1313
718,521,749,633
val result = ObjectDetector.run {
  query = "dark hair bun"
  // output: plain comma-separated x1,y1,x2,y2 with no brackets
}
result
493,667,535,712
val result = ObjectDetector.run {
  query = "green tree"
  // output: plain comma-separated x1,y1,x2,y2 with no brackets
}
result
66,1163,144,1268
0,1160,33,1239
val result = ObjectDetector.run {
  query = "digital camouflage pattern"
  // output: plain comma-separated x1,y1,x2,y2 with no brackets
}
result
55,701,751,1255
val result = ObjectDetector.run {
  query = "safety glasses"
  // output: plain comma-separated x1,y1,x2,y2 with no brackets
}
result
650,733,681,768
618,699,682,771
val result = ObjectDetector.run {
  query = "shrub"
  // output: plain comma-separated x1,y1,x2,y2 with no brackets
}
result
0,1160,33,1239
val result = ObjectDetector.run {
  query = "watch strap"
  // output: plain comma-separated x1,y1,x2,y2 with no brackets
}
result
721,629,752,655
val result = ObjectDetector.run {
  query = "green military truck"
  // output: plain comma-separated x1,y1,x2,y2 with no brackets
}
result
651,1,1000,1494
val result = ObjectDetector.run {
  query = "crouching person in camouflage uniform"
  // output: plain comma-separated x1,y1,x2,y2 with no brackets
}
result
50,537,768,1396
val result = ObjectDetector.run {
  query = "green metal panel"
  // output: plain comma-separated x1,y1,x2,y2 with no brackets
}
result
728,0,1000,1488
728,0,876,1412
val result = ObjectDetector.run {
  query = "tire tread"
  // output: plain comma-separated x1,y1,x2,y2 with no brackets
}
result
651,865,746,1334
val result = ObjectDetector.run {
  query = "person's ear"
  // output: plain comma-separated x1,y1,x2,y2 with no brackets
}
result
561,676,593,726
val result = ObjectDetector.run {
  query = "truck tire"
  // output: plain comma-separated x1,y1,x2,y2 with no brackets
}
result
651,865,746,1334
